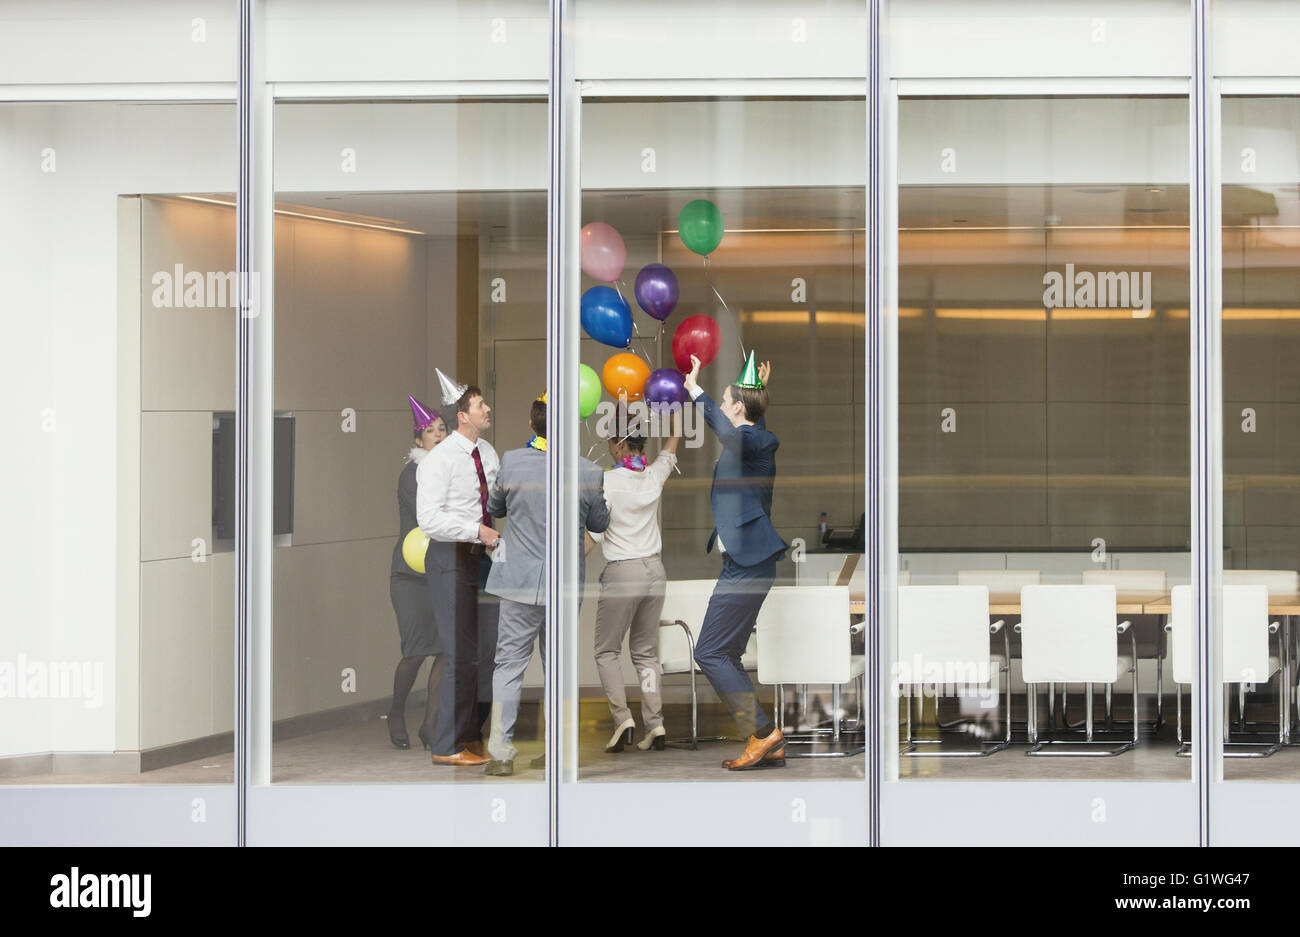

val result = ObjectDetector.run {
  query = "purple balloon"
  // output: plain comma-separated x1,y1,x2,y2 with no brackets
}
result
644,367,688,412
634,263,680,322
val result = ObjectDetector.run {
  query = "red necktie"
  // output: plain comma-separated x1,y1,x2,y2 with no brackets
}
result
471,447,493,530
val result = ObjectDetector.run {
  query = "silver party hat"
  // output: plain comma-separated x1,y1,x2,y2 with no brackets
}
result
435,367,468,407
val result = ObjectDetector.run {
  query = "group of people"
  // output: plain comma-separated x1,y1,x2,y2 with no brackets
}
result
387,352,790,775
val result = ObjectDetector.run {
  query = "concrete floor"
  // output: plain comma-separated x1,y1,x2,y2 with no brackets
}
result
5,692,1300,784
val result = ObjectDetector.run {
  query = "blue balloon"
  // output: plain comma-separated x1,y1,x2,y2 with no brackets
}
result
580,285,632,348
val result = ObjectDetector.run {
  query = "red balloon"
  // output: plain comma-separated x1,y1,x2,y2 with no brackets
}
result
672,314,721,373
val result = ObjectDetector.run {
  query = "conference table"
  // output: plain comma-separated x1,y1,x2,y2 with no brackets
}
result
848,591,1300,616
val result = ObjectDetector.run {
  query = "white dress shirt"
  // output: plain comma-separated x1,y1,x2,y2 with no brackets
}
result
415,429,501,543
590,450,676,561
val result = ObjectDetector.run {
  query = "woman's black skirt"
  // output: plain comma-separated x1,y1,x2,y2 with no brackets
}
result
389,572,441,658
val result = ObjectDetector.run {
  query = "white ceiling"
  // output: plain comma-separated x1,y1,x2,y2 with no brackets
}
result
269,182,1292,237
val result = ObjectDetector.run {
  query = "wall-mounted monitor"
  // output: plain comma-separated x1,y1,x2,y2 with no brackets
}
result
212,412,295,544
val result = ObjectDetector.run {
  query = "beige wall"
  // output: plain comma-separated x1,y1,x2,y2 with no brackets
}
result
135,197,433,747
136,197,237,749
898,223,1193,554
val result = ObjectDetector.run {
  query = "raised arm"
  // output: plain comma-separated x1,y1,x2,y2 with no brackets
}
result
682,353,747,456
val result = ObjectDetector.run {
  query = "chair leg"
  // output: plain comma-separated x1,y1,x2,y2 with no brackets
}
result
1027,629,1138,757
906,686,914,746
1132,654,1140,747
691,665,699,744
1175,682,1189,756
1155,620,1166,729
1028,683,1038,744
1223,675,1284,758
1085,682,1094,742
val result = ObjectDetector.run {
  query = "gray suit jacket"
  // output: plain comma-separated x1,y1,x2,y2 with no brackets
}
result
484,447,610,604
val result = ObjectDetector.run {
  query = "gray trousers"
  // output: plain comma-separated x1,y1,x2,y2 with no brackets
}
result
487,598,546,763
593,555,666,732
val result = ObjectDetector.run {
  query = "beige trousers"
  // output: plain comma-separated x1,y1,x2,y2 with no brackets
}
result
594,555,666,731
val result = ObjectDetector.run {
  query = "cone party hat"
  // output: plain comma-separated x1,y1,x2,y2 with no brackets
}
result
407,394,439,432
435,367,468,406
732,350,763,388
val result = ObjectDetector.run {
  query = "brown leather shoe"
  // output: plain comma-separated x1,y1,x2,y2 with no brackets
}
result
763,746,787,767
722,729,786,771
431,748,489,767
465,741,487,758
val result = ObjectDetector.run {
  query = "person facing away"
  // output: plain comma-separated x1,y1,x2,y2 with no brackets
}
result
415,381,501,767
683,352,789,771
589,409,681,754
482,393,610,776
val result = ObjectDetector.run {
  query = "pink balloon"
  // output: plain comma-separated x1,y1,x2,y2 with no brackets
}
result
580,222,627,282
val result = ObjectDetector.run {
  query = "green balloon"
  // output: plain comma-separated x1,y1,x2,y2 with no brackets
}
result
678,199,724,256
578,363,602,419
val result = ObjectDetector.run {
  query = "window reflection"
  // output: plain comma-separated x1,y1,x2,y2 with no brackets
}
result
1221,96,1300,778
896,97,1192,779
575,99,867,781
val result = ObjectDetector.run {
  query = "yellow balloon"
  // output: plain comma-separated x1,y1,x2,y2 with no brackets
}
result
402,528,429,574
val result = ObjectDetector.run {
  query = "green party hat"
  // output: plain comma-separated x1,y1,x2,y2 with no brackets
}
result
732,350,762,388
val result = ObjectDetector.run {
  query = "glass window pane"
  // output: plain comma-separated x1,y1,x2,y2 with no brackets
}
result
1,1,238,845
894,95,1191,783
563,0,868,845
1221,95,1300,779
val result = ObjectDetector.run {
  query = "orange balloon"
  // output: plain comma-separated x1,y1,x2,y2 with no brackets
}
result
601,352,651,402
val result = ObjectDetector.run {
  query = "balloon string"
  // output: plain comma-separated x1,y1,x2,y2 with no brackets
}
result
629,317,654,368
704,255,746,358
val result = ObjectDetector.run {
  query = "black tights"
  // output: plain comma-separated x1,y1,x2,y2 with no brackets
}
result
390,655,446,741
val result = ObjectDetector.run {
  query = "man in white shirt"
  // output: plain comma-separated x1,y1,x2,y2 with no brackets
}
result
590,412,680,753
416,382,501,767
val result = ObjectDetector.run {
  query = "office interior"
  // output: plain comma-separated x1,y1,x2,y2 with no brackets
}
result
4,0,1300,846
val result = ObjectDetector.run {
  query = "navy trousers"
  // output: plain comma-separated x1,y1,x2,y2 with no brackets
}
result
693,552,778,739
425,542,499,757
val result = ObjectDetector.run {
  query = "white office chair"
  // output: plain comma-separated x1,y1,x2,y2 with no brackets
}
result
757,585,862,757
957,569,1041,590
1018,584,1138,756
1166,584,1284,757
1222,569,1299,593
897,585,1009,756
1080,569,1169,730
950,570,1038,731
658,579,758,749
1223,569,1299,736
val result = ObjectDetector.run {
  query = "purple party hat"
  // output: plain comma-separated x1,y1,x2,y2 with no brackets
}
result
408,394,439,431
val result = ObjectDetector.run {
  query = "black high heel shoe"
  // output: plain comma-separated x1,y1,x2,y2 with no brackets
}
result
605,719,635,753
418,725,435,751
387,710,410,750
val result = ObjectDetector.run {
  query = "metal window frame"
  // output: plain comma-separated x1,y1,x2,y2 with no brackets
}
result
0,0,1260,850
873,0,1218,848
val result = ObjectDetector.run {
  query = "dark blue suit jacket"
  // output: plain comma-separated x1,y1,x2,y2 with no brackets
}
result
694,390,788,568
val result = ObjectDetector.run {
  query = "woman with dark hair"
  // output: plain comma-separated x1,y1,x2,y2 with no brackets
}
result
386,394,448,749
590,410,680,753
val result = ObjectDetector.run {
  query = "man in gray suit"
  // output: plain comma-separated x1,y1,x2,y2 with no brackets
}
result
483,393,610,775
